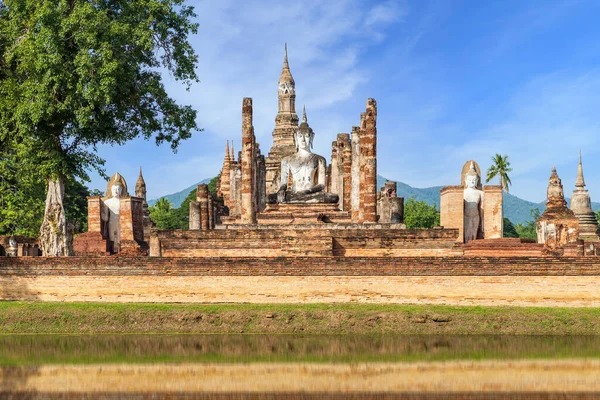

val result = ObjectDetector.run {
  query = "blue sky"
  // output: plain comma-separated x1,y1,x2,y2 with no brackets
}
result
88,0,600,203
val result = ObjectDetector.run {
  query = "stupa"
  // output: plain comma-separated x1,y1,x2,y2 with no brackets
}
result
570,153,600,240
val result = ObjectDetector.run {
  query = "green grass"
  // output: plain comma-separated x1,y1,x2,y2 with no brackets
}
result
0,301,600,335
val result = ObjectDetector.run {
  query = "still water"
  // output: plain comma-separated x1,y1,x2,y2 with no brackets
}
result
1,335,600,398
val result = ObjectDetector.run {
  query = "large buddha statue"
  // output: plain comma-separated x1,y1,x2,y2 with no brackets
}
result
463,162,484,243
268,107,338,204
101,173,128,252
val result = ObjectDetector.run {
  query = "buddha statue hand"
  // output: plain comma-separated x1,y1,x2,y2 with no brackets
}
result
277,184,288,203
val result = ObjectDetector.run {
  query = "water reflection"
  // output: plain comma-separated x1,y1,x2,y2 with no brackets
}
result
1,335,599,397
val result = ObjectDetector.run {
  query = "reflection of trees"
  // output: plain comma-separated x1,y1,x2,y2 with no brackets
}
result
0,335,598,364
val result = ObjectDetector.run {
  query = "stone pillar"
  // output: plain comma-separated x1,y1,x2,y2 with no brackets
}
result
340,134,352,212
361,99,378,223
390,198,404,223
330,142,339,195
440,186,464,242
257,154,266,212
350,126,361,221
208,195,214,229
241,97,257,224
229,165,242,217
149,232,161,257
483,185,503,239
189,201,200,230
86,196,103,233
197,184,210,230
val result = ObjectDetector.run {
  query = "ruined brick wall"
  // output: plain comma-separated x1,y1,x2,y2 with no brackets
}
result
350,126,361,221
119,197,144,242
151,227,461,258
440,186,464,242
2,255,600,306
241,97,257,224
197,184,210,230
361,99,378,223
483,185,503,239
86,196,103,233
340,134,352,212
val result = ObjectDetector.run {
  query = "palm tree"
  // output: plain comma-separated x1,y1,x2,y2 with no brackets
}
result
486,154,512,192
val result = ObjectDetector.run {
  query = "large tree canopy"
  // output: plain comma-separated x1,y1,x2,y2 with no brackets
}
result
0,0,199,179
0,0,200,254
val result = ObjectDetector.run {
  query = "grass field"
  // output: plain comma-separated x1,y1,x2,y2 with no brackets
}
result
1,302,599,335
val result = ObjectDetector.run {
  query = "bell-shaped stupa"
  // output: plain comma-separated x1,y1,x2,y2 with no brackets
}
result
570,153,600,239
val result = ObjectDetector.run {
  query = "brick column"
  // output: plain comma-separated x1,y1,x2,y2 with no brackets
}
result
440,186,465,242
241,97,256,224
350,126,361,221
340,134,352,212
119,197,144,242
483,185,503,239
86,196,103,233
208,195,214,229
189,201,200,230
197,184,210,230
361,99,378,223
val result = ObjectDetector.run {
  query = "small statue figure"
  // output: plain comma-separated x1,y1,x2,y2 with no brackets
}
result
7,235,18,257
268,107,338,204
463,162,484,243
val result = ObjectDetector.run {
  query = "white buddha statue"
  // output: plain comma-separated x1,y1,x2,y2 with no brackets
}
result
463,162,484,243
268,107,338,204
101,173,128,252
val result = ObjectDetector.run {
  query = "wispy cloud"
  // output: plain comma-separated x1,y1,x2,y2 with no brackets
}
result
384,69,600,202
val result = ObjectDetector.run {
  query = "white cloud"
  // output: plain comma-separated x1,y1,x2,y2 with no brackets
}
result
119,0,405,199
381,69,600,202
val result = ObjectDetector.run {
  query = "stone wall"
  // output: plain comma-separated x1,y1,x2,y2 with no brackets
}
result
150,226,461,258
2,256,600,306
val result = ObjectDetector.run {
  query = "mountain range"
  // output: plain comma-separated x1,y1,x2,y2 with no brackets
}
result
149,175,600,225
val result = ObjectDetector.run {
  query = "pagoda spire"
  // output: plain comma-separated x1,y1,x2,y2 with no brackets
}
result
135,166,147,202
225,140,231,161
575,150,585,188
279,43,294,85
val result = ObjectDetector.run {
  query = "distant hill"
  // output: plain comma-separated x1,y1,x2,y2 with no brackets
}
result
151,175,600,225
148,178,211,207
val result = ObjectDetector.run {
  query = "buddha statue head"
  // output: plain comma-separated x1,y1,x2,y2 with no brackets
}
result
465,162,480,190
294,106,314,153
111,182,124,199
105,172,129,199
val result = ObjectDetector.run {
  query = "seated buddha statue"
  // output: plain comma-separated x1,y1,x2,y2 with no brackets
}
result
268,107,339,204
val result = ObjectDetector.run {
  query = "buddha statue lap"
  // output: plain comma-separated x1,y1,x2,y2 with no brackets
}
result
268,108,338,205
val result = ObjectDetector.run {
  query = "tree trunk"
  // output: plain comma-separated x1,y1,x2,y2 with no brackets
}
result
39,176,72,256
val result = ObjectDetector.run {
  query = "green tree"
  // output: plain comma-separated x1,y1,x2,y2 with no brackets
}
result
486,154,513,192
0,0,199,255
503,218,519,238
1,144,92,236
149,197,179,229
404,198,440,228
514,208,540,240
208,176,219,195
